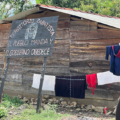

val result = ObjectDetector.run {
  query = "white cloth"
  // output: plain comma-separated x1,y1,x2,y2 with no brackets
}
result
32,74,55,91
97,71,120,85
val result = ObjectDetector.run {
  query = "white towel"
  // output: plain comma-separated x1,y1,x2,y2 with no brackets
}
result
97,71,120,85
32,74,55,91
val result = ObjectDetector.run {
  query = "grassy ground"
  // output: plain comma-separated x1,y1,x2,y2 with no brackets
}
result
0,94,116,120
0,94,70,120
11,108,70,120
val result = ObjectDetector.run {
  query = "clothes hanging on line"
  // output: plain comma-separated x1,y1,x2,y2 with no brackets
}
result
86,74,97,95
105,45,120,76
55,76,87,99
97,71,120,85
32,74,55,91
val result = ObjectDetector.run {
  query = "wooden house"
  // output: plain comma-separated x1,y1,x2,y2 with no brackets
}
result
0,4,120,107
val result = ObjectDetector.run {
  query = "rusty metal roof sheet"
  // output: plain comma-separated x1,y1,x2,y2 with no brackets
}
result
0,4,120,29
36,4,120,29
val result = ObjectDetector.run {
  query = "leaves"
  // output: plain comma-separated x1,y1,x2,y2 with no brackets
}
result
36,0,120,17
0,0,34,19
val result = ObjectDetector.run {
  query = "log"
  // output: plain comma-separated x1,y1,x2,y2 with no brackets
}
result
70,16,81,21
70,68,108,75
56,30,70,39
0,24,11,31
71,39,120,46
0,29,70,40
22,67,70,85
70,29,120,40
24,11,70,20
70,20,97,31
98,23,120,31
0,39,8,47
70,60,110,67
70,52,106,61
0,30,10,39
57,20,70,29
23,59,69,67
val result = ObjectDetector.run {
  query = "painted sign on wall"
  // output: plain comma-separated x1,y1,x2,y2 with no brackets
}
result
5,16,59,58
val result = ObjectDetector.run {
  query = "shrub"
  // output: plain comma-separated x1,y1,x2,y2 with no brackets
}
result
0,107,7,118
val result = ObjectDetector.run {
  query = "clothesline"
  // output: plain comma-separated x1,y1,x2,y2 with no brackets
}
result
56,77,85,80
32,44,120,99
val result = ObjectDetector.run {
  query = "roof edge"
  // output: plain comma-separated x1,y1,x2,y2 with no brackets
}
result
0,7,41,24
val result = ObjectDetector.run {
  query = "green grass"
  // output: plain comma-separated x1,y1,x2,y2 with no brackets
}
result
0,94,24,118
11,108,70,120
0,94,70,120
1,94,23,108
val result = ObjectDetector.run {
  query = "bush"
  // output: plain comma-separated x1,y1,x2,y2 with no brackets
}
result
2,94,23,108
0,107,7,118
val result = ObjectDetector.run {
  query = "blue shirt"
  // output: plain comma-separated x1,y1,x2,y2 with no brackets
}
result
105,45,120,76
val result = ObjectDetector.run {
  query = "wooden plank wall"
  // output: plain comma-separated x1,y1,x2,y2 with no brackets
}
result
0,10,120,99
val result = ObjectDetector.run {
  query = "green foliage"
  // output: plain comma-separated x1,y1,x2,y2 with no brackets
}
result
36,0,120,17
0,107,7,118
0,0,34,19
12,107,70,120
1,94,23,108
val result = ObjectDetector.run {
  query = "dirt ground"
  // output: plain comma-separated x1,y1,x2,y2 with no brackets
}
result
56,106,115,120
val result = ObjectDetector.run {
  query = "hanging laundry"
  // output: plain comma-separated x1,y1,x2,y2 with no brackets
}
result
86,74,97,95
105,45,120,76
97,71,120,85
55,76,87,99
32,74,55,91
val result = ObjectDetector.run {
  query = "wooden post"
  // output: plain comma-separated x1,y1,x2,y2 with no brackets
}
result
0,58,10,102
116,99,120,120
36,57,47,113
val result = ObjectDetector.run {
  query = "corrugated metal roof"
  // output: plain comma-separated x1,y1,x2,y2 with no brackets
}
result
0,4,120,29
0,7,41,24
36,4,120,29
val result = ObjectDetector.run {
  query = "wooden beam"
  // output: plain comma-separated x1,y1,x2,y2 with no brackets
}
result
98,23,120,31
70,20,97,31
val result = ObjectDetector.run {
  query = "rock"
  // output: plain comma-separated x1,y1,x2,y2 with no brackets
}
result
9,111,13,115
42,99,46,103
11,106,14,110
66,105,71,108
48,99,53,104
54,100,59,104
18,95,22,99
79,112,82,115
70,110,73,112
86,105,95,110
113,105,117,109
43,105,50,110
71,102,77,107
22,97,28,102
61,101,67,106
93,107,104,113
30,102,34,105
113,107,117,114
76,108,81,111
118,96,120,101
81,104,85,109
59,98,64,102
13,112,18,115
41,103,45,107
52,98,57,101
67,101,71,105
30,98,34,102
43,95,50,99
106,111,112,115
18,104,27,110
33,102,37,105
